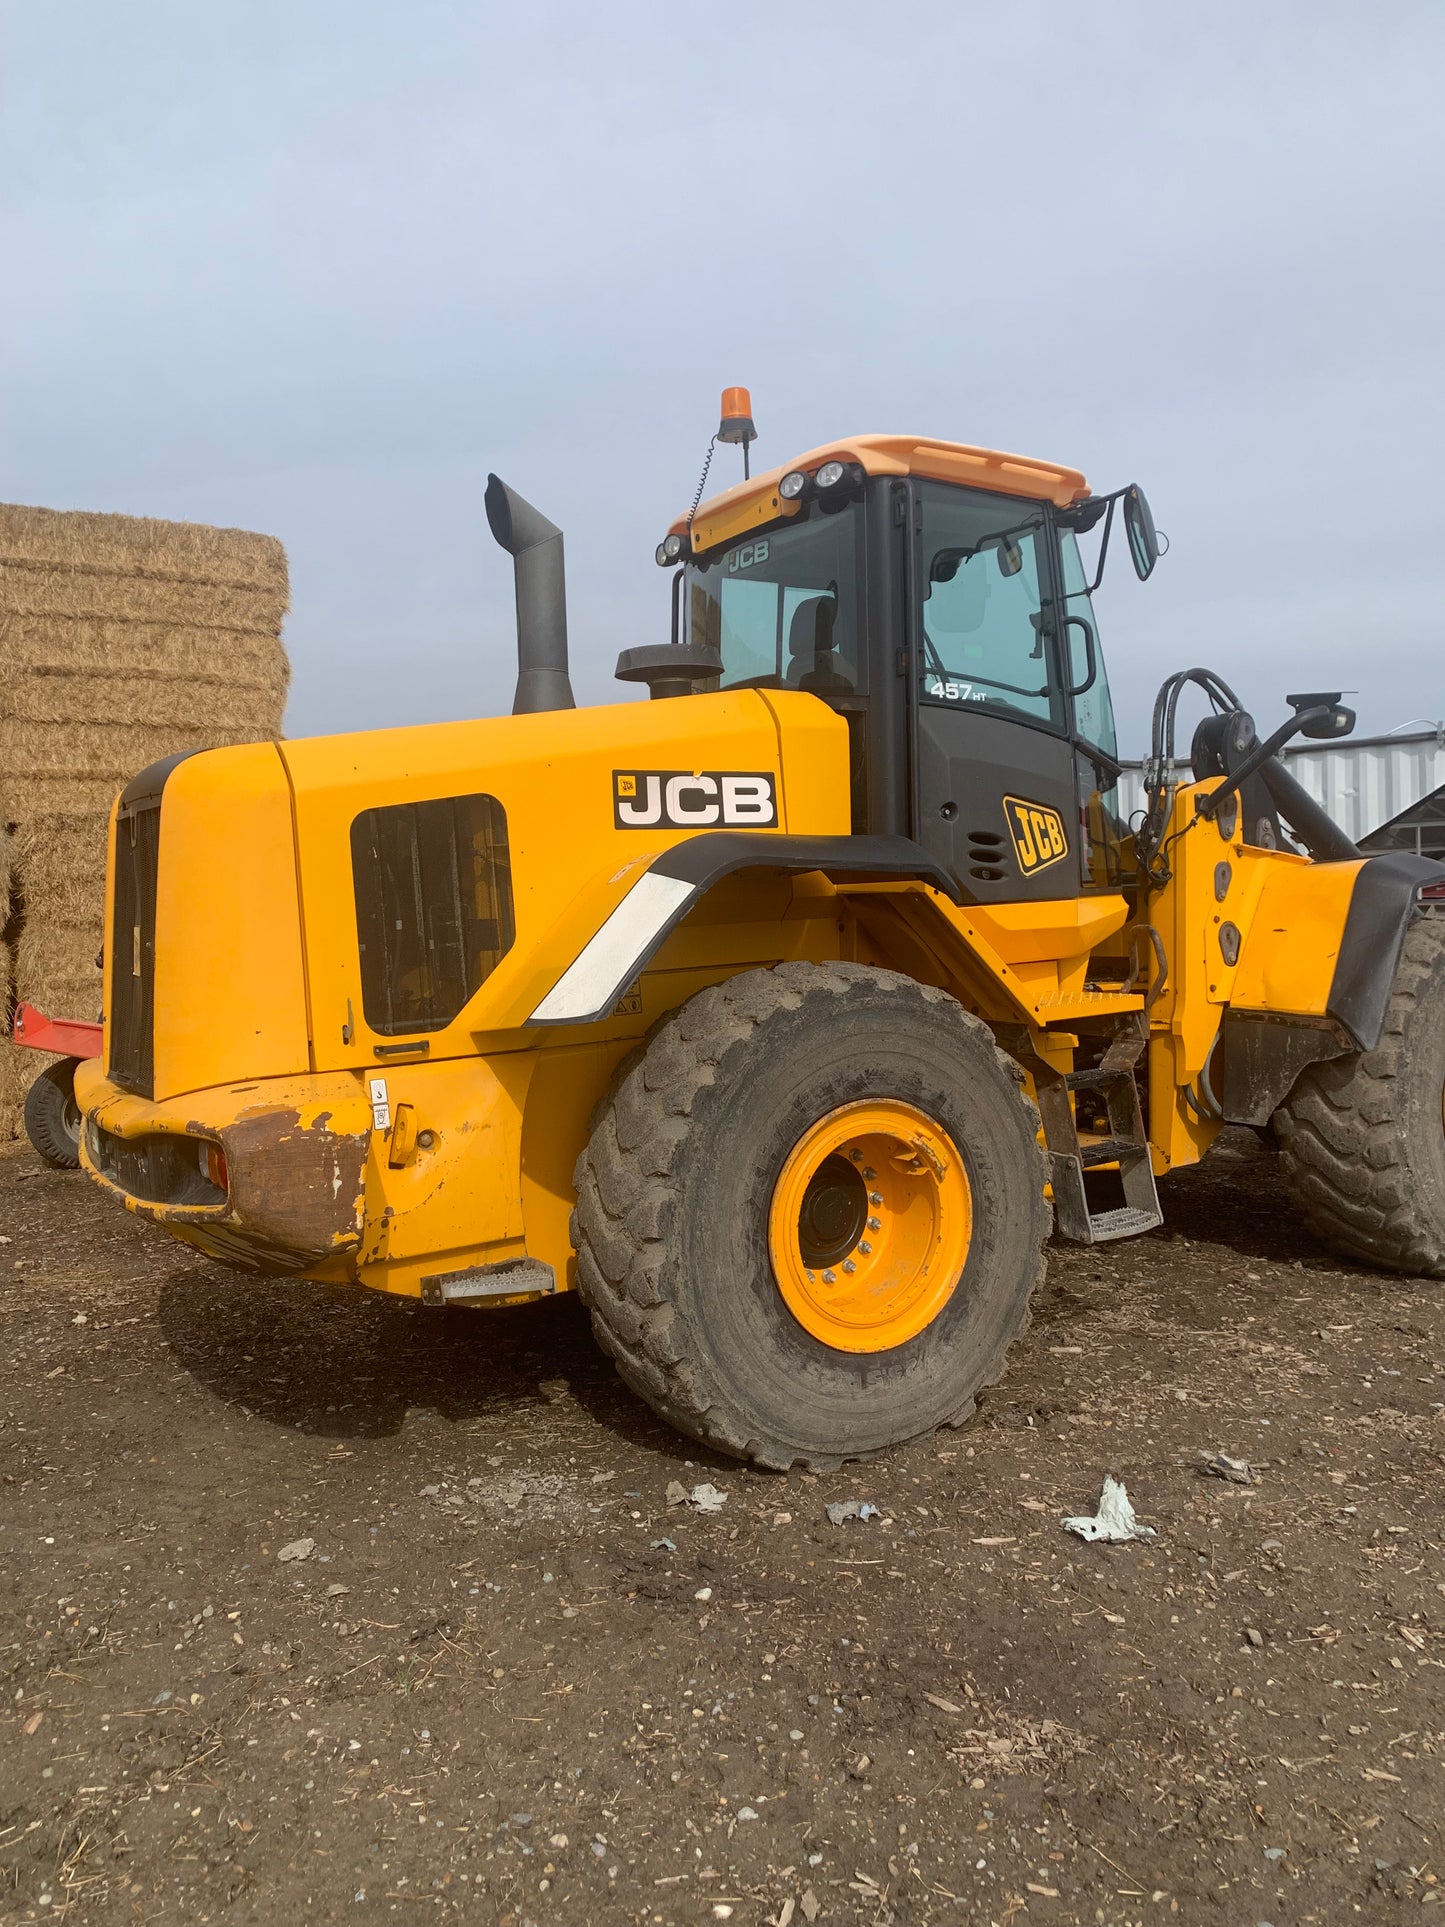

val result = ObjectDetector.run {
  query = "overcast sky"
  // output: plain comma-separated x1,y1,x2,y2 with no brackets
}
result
3,2,1442,753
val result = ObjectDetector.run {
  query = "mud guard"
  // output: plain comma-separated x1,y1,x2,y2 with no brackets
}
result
527,833,961,1026
1327,852,1445,1048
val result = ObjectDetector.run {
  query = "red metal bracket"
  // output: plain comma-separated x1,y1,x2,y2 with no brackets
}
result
11,1002,104,1059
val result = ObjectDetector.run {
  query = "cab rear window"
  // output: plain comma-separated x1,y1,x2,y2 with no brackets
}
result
350,794,515,1035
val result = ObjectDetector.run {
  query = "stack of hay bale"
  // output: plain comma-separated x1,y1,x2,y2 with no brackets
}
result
0,504,290,1138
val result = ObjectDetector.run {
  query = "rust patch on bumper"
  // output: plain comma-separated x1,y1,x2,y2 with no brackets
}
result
220,1110,367,1261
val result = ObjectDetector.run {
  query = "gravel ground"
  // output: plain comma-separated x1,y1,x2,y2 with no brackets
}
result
1,1126,1442,1925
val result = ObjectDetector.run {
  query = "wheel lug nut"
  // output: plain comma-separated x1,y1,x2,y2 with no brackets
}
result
868,1192,883,1206
858,1240,872,1255
848,1149,863,1162
841,1259,856,1274
863,1167,877,1180
822,1269,837,1284
868,1215,881,1231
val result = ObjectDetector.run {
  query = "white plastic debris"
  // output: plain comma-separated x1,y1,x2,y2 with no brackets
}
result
825,1500,881,1526
1061,1475,1156,1543
667,1480,727,1512
1203,1451,1260,1486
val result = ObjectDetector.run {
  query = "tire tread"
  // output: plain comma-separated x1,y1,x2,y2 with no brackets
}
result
1275,918,1445,1277
572,961,1049,1467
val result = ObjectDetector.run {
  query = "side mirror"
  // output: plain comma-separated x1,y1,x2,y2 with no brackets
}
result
1123,485,1159,580
1287,690,1356,740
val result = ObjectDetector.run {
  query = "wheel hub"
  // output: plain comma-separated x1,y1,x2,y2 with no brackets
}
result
768,1099,973,1353
796,1155,870,1268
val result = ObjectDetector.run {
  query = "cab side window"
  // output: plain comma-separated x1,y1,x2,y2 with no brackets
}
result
918,484,1059,728
1059,530,1118,759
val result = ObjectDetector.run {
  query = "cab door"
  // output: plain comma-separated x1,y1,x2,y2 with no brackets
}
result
1057,526,1133,892
910,480,1080,901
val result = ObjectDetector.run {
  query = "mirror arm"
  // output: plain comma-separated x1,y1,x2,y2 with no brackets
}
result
1196,707,1333,821
1085,496,1117,595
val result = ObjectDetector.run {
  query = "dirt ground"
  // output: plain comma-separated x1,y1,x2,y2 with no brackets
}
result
1,1128,1442,1925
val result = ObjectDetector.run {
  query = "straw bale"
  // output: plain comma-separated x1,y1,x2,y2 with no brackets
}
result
0,499,290,1137
0,570,288,634
16,924,104,1010
1,775,136,822
0,1043,38,1141
3,670,285,733
4,616,288,683
9,818,111,933
0,503,287,591
0,721,274,810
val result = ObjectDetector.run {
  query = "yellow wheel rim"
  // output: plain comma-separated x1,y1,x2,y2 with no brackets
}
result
768,1099,973,1354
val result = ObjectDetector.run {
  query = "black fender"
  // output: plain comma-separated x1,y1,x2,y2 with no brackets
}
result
1327,852,1445,1048
526,833,960,1026
1218,1013,1351,1126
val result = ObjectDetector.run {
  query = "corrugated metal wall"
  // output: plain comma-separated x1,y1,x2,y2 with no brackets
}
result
1117,728,1445,840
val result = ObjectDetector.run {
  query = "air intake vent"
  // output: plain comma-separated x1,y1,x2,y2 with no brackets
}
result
967,828,1006,883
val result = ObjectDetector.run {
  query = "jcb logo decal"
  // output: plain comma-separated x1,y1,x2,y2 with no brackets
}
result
613,769,777,830
1003,796,1069,875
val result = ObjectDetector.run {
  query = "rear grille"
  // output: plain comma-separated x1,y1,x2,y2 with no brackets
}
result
107,752,195,1098
88,1121,226,1207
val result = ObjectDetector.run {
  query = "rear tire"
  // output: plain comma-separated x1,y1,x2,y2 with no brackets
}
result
23,1059,83,1171
1275,917,1445,1276
571,961,1049,1469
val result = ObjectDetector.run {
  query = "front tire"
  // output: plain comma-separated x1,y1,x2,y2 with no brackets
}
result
23,1058,83,1170
1275,917,1445,1276
571,962,1049,1469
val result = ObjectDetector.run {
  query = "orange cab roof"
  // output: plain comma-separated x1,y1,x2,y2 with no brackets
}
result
671,433,1091,554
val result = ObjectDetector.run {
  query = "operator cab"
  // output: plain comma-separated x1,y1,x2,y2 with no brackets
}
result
640,431,1160,904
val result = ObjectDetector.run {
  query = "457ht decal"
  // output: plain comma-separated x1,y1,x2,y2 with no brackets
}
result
1003,796,1069,876
614,770,777,830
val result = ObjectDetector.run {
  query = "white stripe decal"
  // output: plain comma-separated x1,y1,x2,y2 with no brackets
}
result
529,871,696,1023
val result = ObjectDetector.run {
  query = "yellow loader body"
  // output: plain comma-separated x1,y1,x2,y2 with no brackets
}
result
77,682,1362,1297
70,423,1445,1467
79,688,852,1294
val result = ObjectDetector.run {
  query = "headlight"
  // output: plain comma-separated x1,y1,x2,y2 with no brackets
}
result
655,532,686,566
815,460,847,490
778,470,808,500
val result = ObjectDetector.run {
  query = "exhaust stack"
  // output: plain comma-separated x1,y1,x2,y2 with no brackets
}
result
485,473,576,715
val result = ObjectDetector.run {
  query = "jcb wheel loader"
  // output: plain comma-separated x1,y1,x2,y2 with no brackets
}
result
74,402,1445,1468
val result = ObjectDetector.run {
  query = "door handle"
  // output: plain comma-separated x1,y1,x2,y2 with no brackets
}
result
1061,614,1098,698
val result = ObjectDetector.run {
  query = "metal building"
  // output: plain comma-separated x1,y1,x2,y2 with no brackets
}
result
1117,724,1445,845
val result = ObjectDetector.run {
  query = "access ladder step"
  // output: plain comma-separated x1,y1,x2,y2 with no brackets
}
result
1077,1134,1151,1169
1036,1057,1163,1246
1081,1204,1164,1243
1046,1148,1163,1245
1000,1013,1163,1246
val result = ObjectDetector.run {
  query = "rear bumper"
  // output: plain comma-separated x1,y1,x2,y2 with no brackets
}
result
75,1062,371,1276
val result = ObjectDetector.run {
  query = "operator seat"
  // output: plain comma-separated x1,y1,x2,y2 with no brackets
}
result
785,596,853,694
